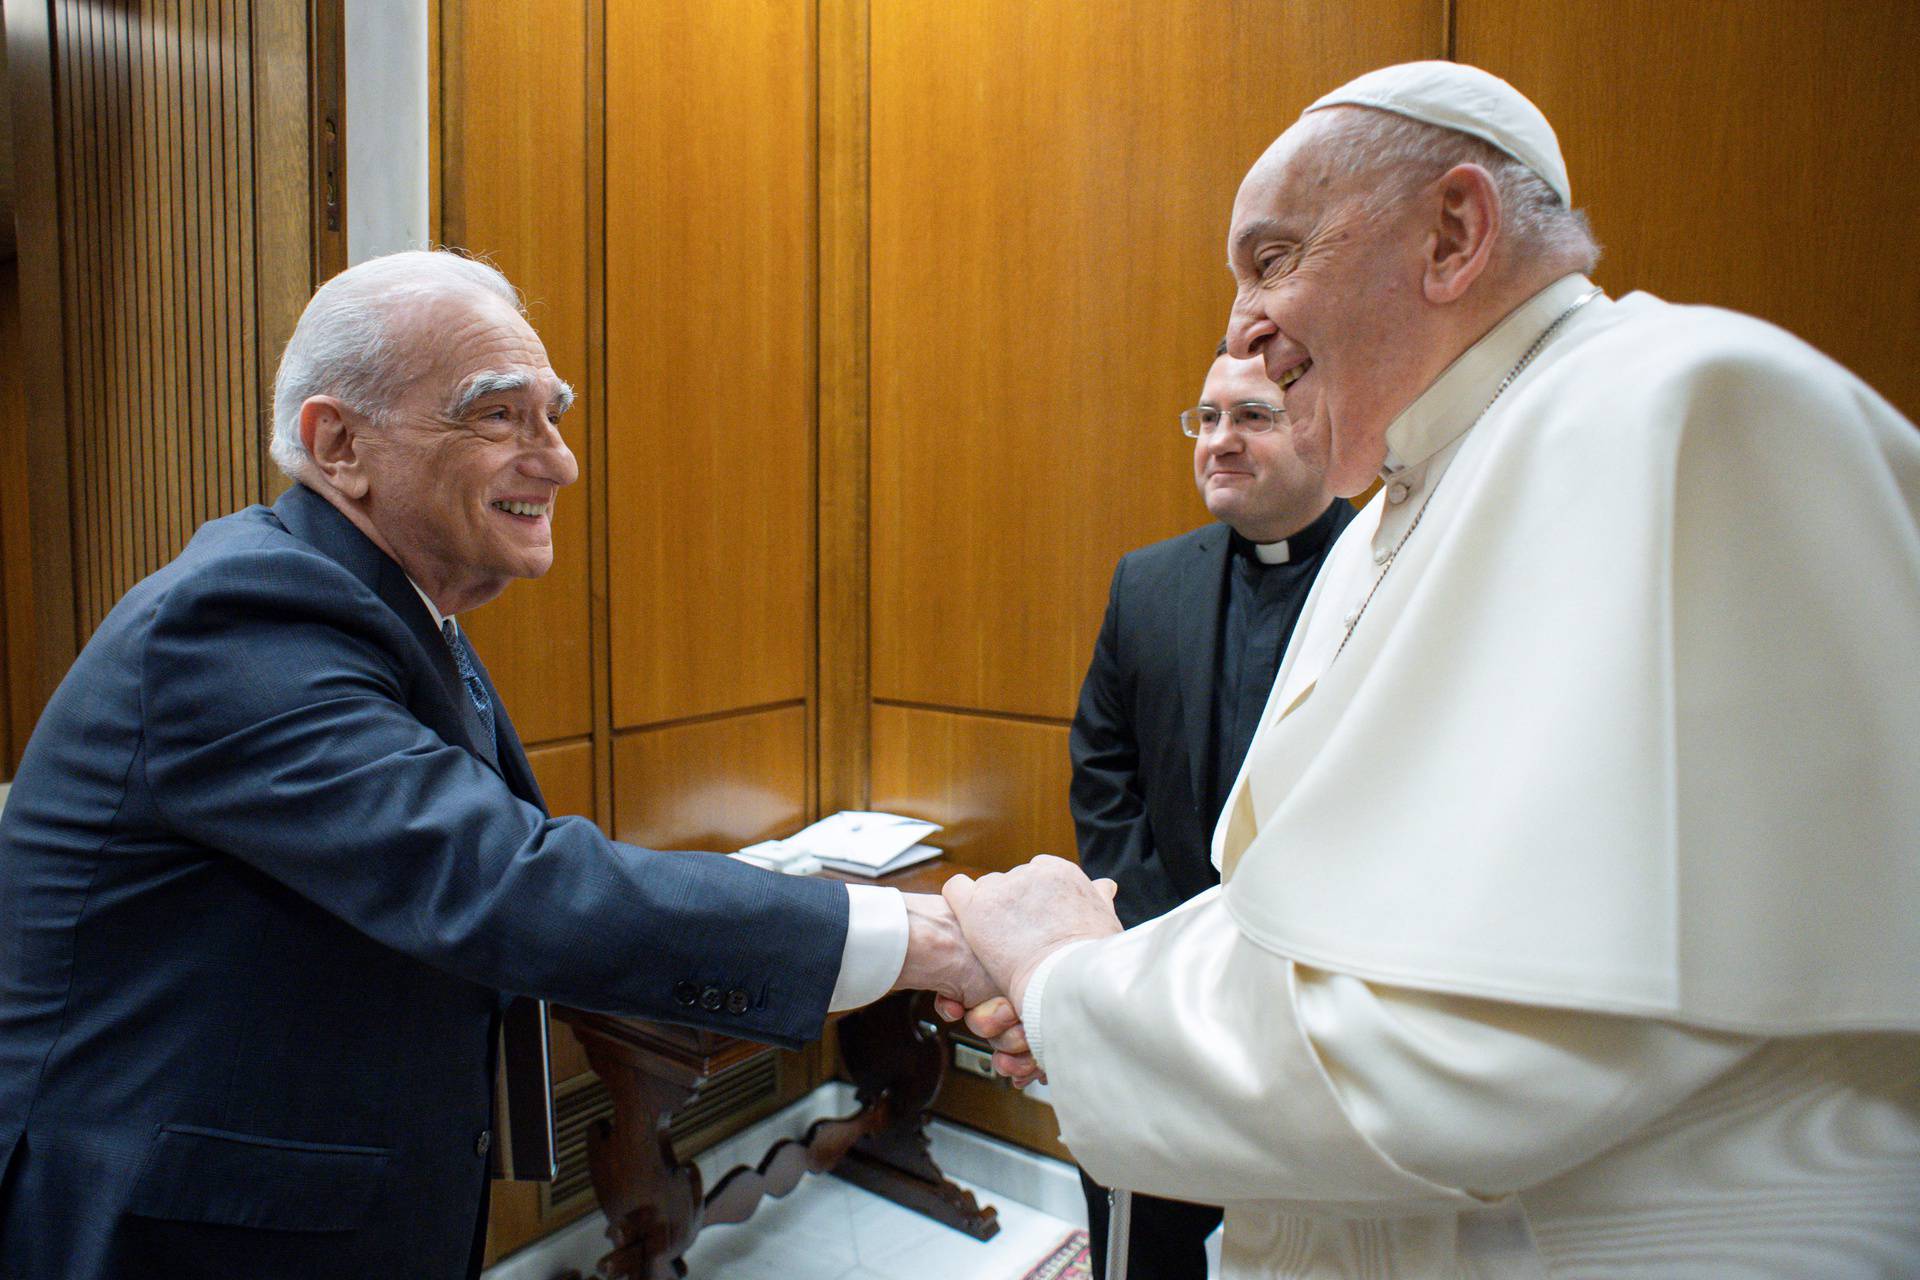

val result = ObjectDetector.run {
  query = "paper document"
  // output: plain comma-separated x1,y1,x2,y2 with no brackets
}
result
780,810,943,876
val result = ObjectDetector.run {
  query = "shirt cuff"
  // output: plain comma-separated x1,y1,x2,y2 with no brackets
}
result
1021,939,1096,1075
828,885,910,1012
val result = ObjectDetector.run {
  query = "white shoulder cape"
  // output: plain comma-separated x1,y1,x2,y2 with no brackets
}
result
1221,294,1920,1032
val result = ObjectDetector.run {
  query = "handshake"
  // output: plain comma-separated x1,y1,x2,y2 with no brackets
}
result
890,855,1124,1087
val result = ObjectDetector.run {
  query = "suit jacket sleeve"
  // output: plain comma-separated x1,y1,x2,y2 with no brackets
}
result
1069,557,1182,928
138,543,846,1049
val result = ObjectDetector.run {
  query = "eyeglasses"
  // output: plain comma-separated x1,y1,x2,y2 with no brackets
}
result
1179,401,1285,438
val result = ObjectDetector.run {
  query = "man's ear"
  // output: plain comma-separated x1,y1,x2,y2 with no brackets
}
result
1422,162,1500,304
299,396,371,500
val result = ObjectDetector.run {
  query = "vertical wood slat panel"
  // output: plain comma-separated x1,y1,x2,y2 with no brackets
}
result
814,0,869,816
50,0,267,637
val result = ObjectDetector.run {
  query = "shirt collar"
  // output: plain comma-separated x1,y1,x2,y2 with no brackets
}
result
409,578,452,633
1232,499,1347,567
1382,273,1598,475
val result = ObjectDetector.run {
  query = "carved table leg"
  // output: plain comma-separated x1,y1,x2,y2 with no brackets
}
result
831,991,1000,1240
577,1038,705,1280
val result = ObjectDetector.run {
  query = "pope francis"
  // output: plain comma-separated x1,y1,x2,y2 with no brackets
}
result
941,63,1920,1278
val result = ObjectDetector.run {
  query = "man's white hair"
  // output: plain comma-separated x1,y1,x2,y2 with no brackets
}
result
269,250,524,479
1311,107,1601,276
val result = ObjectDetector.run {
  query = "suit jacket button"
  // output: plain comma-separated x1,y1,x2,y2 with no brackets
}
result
475,1130,492,1157
700,986,724,1012
673,981,699,1007
725,989,750,1015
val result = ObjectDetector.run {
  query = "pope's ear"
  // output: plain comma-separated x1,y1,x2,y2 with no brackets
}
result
299,396,371,500
1422,162,1500,304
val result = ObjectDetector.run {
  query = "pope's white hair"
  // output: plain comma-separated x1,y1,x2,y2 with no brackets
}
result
269,250,524,480
1310,107,1601,276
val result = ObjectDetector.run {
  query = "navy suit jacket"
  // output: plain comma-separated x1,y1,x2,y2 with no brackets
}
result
0,484,848,1278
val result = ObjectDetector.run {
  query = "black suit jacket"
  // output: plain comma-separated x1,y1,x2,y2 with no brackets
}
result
0,484,847,1279
1071,525,1234,927
1070,516,1344,928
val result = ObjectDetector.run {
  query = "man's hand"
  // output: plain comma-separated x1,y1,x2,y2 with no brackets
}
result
941,855,1122,1019
892,892,1000,1008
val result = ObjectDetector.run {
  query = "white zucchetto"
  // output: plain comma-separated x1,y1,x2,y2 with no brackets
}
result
1305,61,1572,205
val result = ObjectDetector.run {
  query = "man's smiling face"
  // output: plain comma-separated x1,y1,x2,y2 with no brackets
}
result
353,291,579,613
1191,353,1332,543
1223,113,1435,497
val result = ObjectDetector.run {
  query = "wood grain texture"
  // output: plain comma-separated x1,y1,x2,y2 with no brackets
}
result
603,0,813,728
443,0,594,747
3,2,77,740
867,0,1443,720
1457,0,1920,422
612,705,809,851
0,265,21,773
526,737,596,823
524,738,598,1084
249,0,313,502
868,704,1075,874
816,0,869,815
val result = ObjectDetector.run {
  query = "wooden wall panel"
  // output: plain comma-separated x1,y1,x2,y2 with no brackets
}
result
869,704,1075,874
603,1,813,729
443,0,594,746
526,738,596,823
524,738,598,1084
1457,1,1920,423
0,263,21,773
868,0,1443,721
612,705,808,851
47,0,292,639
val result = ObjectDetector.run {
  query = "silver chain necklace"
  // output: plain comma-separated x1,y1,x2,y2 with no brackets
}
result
1330,286,1603,665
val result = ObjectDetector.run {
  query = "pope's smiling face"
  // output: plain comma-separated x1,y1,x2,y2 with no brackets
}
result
1192,354,1332,543
352,292,579,614
1223,113,1439,498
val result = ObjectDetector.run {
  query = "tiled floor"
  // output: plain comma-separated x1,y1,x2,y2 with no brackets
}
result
486,1083,1095,1280
679,1167,1082,1280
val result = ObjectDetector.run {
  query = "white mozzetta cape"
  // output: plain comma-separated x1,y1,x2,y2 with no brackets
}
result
1026,278,1920,1276
1219,280,1920,1032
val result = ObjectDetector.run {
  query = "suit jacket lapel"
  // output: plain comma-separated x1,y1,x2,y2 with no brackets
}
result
272,484,505,779
1177,526,1230,810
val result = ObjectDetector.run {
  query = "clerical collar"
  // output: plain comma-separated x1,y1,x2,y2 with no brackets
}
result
1232,500,1346,566
409,578,453,632
1382,273,1603,475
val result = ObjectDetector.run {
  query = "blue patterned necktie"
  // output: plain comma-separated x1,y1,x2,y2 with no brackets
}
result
442,619,496,746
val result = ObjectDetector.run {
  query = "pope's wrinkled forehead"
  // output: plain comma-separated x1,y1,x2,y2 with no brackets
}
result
1227,115,1343,264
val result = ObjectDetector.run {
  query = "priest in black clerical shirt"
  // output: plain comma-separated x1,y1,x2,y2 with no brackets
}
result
1067,345,1352,1279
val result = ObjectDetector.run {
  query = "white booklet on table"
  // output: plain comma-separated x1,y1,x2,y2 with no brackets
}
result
780,810,943,877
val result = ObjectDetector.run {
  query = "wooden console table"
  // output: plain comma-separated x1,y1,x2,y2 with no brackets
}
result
555,860,1000,1279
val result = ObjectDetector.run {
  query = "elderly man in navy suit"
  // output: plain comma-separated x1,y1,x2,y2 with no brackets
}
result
0,250,993,1279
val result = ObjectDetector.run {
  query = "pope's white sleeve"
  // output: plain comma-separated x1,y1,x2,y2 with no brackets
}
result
1036,891,1757,1207
827,885,908,1012
1037,892,1479,1208
1294,967,1758,1196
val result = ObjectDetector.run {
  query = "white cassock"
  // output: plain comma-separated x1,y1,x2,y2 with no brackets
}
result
1023,274,1920,1278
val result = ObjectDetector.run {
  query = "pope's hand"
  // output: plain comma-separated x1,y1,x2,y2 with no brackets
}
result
940,855,1122,1019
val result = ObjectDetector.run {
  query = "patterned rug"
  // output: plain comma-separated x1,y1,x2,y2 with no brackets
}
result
1018,1228,1091,1280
